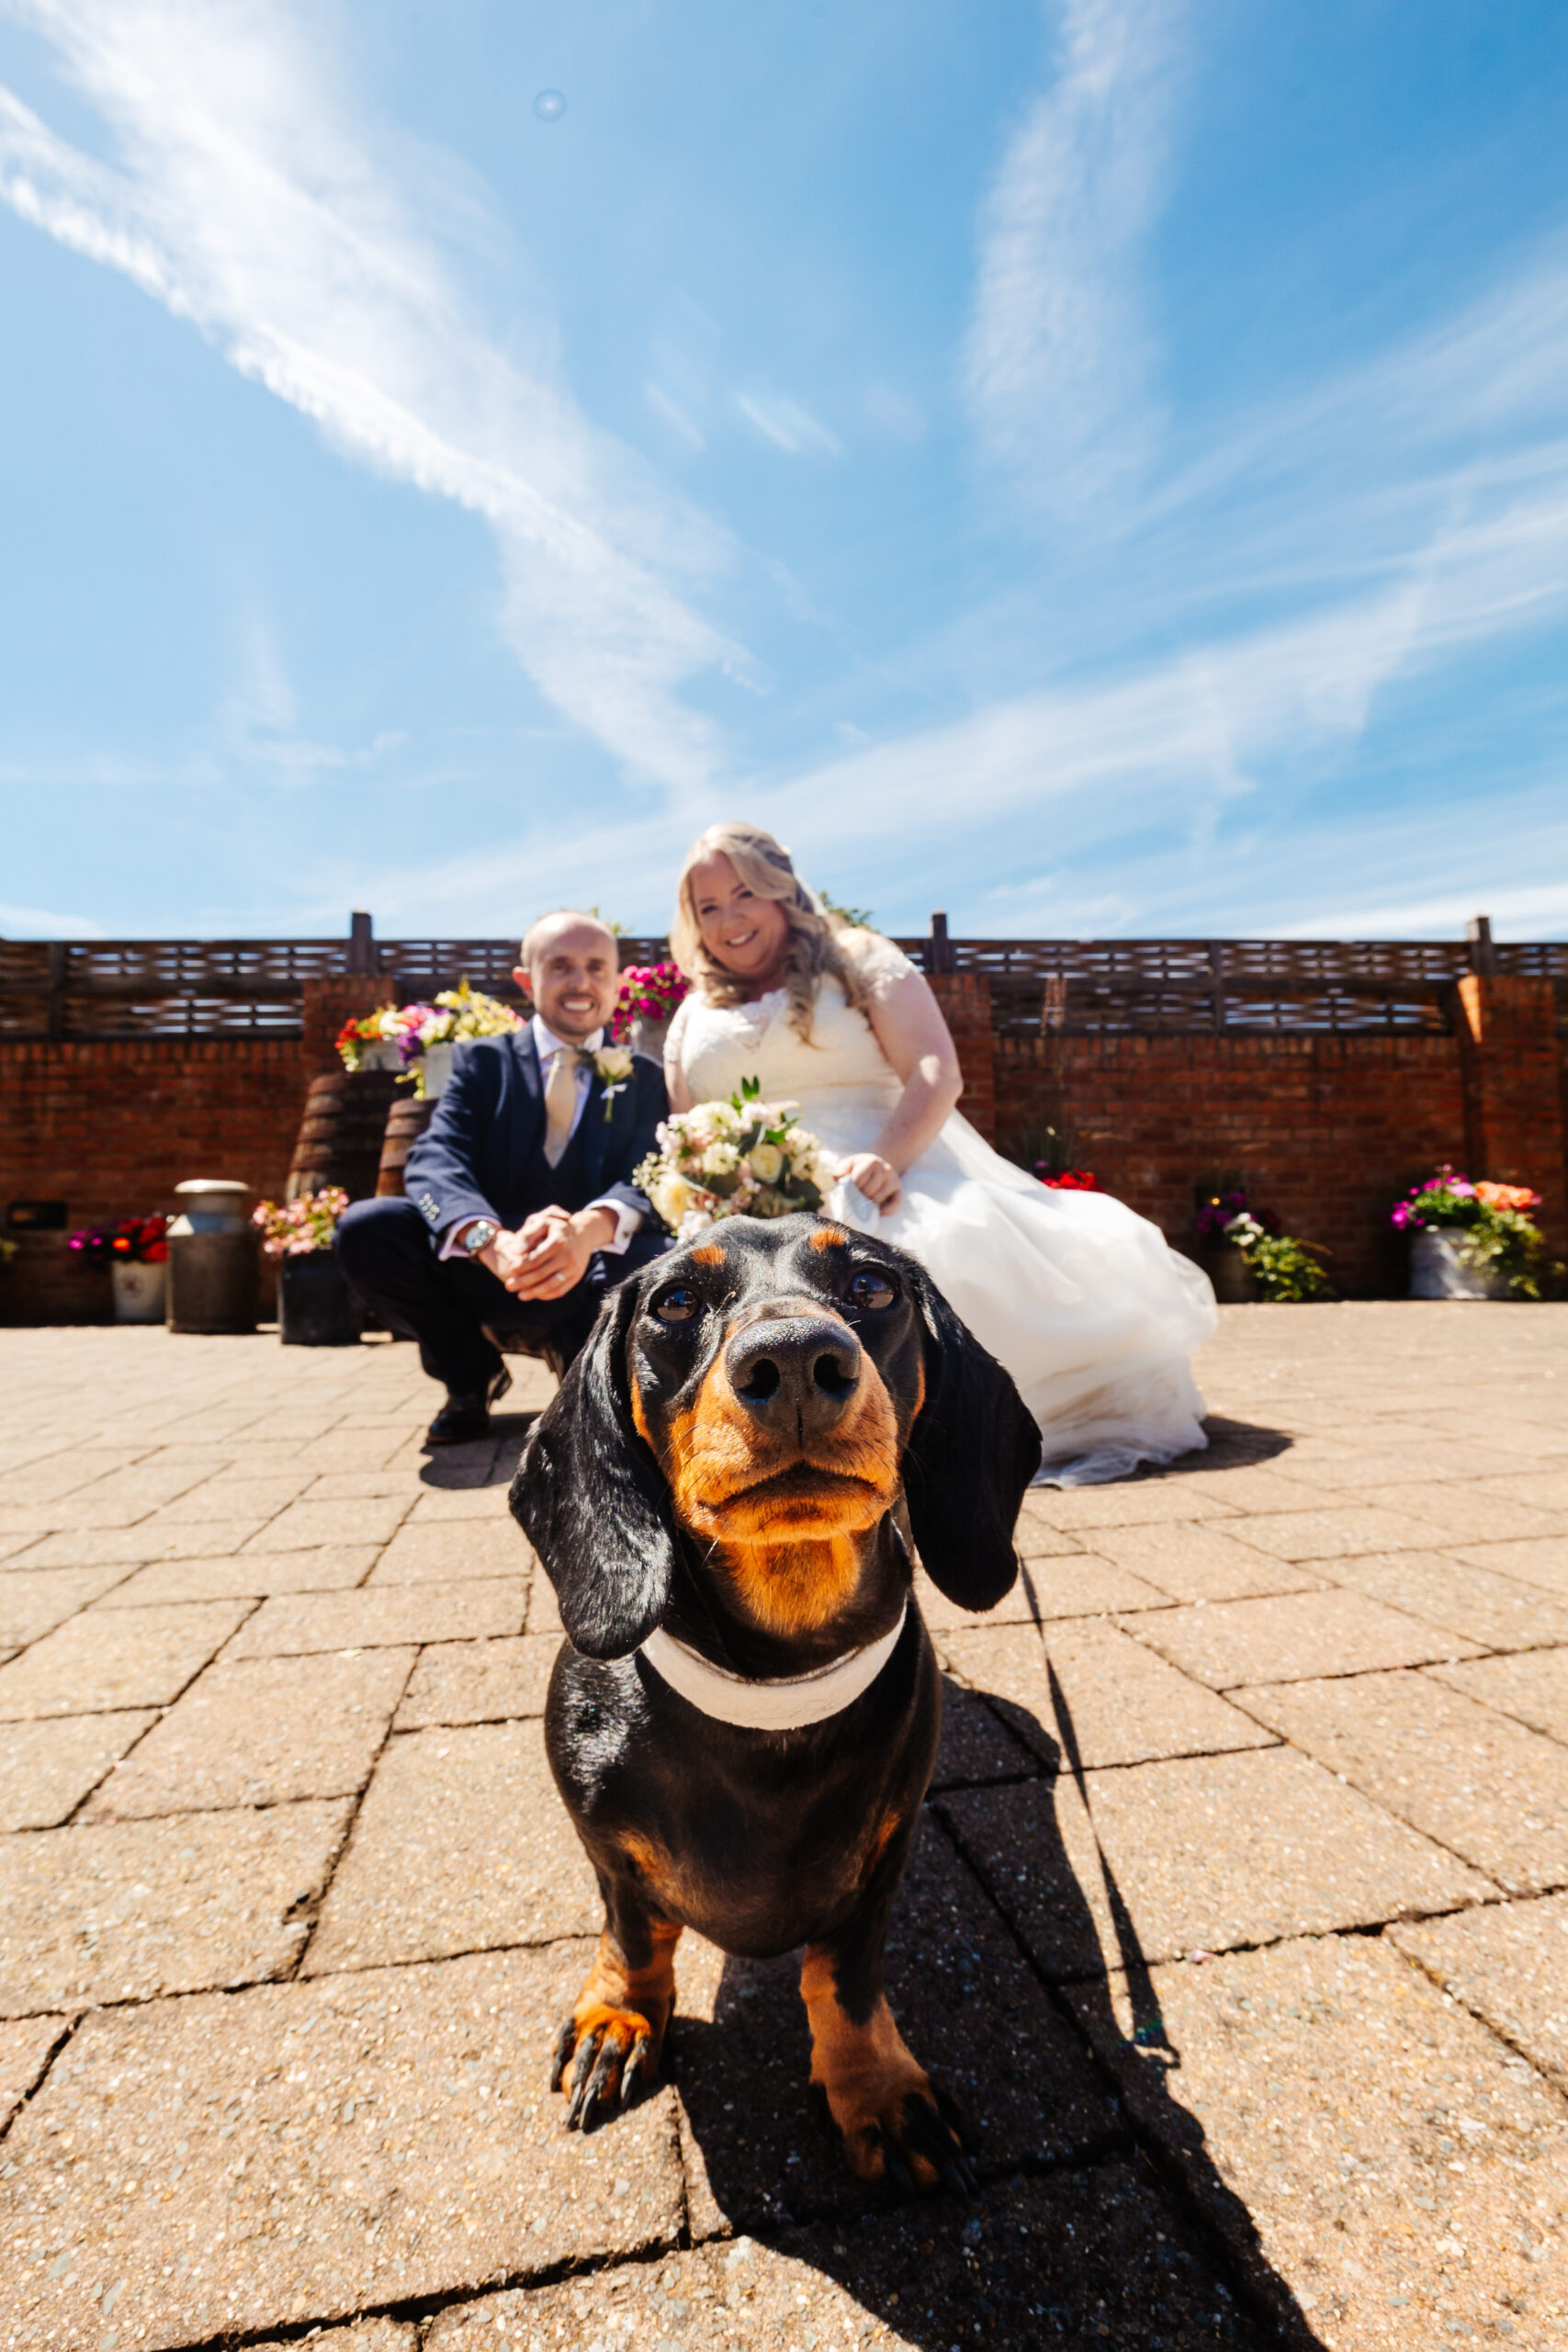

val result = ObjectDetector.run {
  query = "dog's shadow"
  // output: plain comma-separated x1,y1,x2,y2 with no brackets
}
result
667,1669,1323,2347
667,1420,1324,2347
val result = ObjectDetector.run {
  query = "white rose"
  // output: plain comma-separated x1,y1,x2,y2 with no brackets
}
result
749,1141,783,1182
650,1173,695,1227
597,1046,634,1081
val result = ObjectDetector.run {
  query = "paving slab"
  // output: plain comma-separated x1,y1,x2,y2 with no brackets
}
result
304,1720,599,1972
1263,1442,1529,1487
224,1577,528,1657
1064,1930,1568,2352
1088,1519,1323,1601
0,1944,683,2351
673,1821,1117,2240
0,1711,158,1830
914,1553,1168,1630
253,2326,413,2352
242,1496,413,1552
1122,1587,1479,1690
0,1800,350,2014
942,1747,1489,1979
94,1544,380,1604
429,2161,1272,2350
525,1574,564,1634
1153,1462,1351,1515
1475,1467,1568,1510
1451,1534,1568,1598
1221,1503,1451,1560
1372,1479,1562,1544
1009,1506,1086,1558
405,1481,514,1521
930,1679,1039,1786
937,1618,1273,1770
1391,1893,1568,2092
1237,1668,1568,1894
0,1599,252,1719
0,1565,138,1647
0,1447,153,1505
27,1463,225,1527
392,1634,558,1729
1325,1547,1568,1651
7,1518,270,1566
0,2013,67,2131
368,1519,530,1584
152,1473,320,1522
1428,1645,1568,1744
84,1649,415,1818
1021,1480,1237,1529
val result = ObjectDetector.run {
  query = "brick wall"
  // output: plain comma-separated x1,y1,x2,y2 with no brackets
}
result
0,1038,307,1323
993,1031,1471,1295
3,969,1563,1317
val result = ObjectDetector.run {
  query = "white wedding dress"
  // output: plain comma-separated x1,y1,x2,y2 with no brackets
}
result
666,933,1218,1484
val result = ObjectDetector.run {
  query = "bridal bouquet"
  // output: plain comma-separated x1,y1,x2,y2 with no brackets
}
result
635,1078,834,1238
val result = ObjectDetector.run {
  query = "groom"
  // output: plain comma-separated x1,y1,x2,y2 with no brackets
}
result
335,911,670,1445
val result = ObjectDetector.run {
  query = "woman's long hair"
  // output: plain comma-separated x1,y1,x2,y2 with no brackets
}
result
671,822,868,1043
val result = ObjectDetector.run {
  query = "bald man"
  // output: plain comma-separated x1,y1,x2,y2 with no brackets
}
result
336,912,670,1444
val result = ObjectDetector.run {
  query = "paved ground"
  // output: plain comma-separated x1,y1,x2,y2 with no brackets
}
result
1,1306,1566,2352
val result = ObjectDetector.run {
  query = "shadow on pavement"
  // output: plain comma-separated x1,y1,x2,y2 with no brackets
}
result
666,1657,1326,2350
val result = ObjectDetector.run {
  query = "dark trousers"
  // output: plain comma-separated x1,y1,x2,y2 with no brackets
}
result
335,1197,656,1395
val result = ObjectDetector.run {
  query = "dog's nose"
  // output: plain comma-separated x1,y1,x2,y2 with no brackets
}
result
725,1314,863,1434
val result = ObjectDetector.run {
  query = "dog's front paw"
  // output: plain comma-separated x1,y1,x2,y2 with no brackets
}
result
816,2064,976,2196
551,2003,663,2131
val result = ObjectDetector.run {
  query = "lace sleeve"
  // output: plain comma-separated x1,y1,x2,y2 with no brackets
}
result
839,928,920,1001
662,991,694,1069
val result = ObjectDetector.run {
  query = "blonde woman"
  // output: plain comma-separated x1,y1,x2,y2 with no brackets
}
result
663,822,1217,1484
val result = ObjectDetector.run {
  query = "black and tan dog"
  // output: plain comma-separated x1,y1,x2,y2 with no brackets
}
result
510,1212,1040,2191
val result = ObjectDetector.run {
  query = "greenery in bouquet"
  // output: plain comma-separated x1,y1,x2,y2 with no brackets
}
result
1198,1189,1332,1302
68,1216,170,1270
609,961,689,1044
1392,1167,1551,1299
335,978,523,1097
636,1078,834,1238
252,1188,351,1259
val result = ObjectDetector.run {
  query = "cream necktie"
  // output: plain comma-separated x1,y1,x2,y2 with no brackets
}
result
543,1046,583,1168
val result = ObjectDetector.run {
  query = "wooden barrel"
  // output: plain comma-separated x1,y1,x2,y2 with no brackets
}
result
287,1069,402,1204
377,1096,436,1197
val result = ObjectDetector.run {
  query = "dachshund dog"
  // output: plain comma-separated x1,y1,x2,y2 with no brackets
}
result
510,1213,1041,2192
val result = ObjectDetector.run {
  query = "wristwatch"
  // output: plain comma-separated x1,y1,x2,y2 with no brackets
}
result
461,1219,499,1258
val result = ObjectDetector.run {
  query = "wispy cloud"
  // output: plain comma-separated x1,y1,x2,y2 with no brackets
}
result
964,0,1181,520
736,392,842,458
0,0,753,789
0,899,104,936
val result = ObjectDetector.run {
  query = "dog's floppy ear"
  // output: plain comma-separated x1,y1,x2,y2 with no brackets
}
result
900,1264,1041,1611
509,1276,675,1659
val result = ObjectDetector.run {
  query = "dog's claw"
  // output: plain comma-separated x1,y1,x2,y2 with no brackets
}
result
555,2008,659,2131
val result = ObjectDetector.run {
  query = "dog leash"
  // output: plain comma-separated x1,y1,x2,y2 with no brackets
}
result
638,1600,908,1730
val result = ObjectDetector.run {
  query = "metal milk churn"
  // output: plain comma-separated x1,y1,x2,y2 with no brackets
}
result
164,1180,260,1334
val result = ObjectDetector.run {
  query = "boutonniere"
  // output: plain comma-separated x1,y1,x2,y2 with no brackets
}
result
592,1044,635,1120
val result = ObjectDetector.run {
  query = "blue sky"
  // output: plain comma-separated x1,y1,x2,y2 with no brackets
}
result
2,0,1567,944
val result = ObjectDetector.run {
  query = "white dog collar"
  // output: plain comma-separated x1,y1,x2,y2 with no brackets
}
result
638,1600,908,1731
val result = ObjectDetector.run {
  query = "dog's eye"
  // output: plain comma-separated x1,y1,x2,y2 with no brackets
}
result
847,1271,897,1312
653,1285,700,1324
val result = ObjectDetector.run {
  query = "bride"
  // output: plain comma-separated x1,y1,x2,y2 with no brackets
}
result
663,821,1218,1485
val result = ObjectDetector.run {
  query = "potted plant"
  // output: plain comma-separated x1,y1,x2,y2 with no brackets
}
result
1393,1169,1550,1299
67,1216,171,1323
1195,1190,1332,1303
610,961,690,1061
336,979,523,1100
252,1187,361,1344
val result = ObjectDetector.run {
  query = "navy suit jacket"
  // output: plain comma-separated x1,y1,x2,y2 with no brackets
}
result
403,1031,668,1249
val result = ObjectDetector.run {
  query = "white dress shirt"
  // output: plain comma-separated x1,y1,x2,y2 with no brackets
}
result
439,1015,642,1259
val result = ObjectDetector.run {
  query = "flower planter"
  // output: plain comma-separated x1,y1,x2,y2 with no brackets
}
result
1196,1242,1253,1304
112,1260,167,1324
627,1014,672,1064
419,1042,455,1099
1409,1227,1509,1301
356,1040,404,1073
278,1251,363,1346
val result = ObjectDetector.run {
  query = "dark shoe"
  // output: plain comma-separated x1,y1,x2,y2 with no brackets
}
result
424,1365,512,1447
